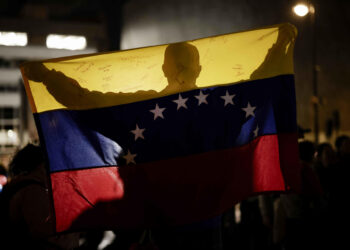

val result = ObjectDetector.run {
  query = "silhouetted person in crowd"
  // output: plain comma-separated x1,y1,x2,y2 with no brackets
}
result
335,135,350,166
314,143,336,198
331,135,350,205
238,195,273,250
277,140,322,250
0,144,79,249
311,143,338,249
327,135,350,248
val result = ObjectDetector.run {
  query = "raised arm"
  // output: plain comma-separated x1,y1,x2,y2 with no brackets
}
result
23,62,157,110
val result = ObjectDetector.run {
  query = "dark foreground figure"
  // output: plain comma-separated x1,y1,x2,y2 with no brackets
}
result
0,144,79,250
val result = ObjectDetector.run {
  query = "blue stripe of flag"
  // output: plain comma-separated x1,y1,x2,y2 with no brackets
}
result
36,74,296,172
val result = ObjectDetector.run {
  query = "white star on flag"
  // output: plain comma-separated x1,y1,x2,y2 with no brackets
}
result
194,90,209,105
173,94,188,110
150,103,166,120
123,150,137,165
253,125,259,137
242,102,256,118
220,90,235,106
130,124,145,141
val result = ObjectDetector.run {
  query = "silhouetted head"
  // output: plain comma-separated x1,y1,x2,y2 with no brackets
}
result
299,140,315,163
162,42,201,89
335,135,350,157
316,143,336,168
9,144,44,177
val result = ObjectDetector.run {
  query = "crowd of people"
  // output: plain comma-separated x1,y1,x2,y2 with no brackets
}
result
0,135,349,250
220,135,350,250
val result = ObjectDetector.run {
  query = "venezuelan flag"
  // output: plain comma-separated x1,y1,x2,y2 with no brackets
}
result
21,23,301,233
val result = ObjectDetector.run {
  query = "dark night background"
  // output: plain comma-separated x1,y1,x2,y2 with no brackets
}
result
0,1,350,249
0,0,349,149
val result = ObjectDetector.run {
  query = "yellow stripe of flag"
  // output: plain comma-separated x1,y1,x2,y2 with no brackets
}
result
20,23,296,113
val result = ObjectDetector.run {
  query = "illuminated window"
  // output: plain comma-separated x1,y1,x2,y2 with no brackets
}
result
0,32,28,46
0,107,20,147
46,34,87,50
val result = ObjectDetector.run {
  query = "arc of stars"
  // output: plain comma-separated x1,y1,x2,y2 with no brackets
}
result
123,87,262,166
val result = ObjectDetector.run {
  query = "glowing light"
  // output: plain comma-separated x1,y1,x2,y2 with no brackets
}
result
0,32,28,46
293,4,310,17
7,129,15,138
235,203,241,223
7,129,18,144
46,34,87,50
0,129,18,144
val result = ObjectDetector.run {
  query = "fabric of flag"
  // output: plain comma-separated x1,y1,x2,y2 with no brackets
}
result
20,23,301,233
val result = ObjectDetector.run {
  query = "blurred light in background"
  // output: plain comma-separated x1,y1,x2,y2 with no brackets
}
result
46,34,87,50
293,4,309,17
0,32,28,46
7,129,15,139
235,203,241,223
0,129,18,145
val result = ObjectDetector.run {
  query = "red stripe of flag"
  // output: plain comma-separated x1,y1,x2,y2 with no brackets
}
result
51,133,300,232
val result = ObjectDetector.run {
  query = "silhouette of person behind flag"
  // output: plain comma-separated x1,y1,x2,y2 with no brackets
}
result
24,42,202,110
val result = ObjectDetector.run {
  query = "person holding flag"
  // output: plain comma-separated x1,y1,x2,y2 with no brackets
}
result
20,23,301,250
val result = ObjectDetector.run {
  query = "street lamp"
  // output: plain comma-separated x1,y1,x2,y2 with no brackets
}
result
293,4,309,17
293,2,319,144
